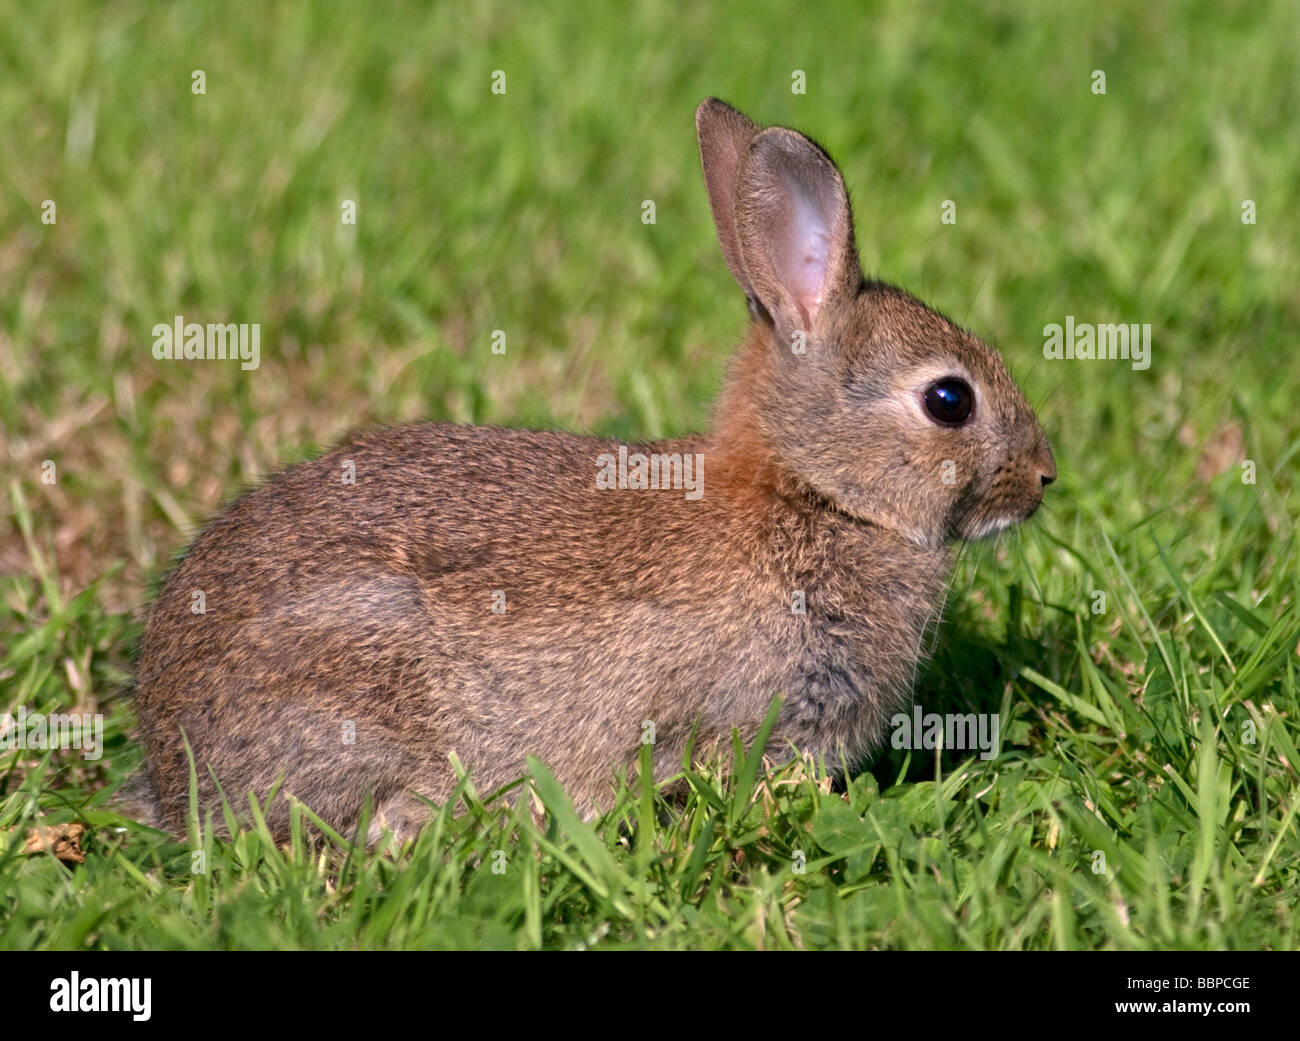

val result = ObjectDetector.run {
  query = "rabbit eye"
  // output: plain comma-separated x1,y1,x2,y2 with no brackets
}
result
923,379,974,426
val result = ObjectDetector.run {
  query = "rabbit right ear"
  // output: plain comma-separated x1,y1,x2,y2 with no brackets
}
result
733,127,862,339
696,98,762,309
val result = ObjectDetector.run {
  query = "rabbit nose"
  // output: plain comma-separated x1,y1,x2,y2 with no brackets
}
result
1034,444,1057,486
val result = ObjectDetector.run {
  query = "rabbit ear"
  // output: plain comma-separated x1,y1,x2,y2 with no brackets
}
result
734,126,861,336
696,98,762,307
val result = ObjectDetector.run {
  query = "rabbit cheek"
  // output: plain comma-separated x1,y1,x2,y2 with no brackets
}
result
941,472,990,543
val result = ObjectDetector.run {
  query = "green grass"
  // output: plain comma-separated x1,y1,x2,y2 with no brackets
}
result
2,0,1298,949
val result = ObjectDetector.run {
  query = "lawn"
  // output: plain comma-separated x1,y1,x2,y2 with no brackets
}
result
1,0,1297,950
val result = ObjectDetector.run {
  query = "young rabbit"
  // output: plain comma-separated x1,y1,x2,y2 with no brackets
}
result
134,99,1055,843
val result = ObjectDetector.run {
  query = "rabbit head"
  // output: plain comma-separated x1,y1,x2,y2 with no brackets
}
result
698,98,1056,549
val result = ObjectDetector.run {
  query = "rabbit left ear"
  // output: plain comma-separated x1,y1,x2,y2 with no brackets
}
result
733,127,862,338
695,98,762,308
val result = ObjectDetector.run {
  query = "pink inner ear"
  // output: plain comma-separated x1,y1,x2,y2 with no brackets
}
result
783,192,832,322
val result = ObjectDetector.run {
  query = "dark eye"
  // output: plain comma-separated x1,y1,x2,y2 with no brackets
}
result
923,379,974,426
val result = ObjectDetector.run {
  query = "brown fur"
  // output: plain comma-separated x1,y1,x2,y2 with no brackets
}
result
134,100,1055,842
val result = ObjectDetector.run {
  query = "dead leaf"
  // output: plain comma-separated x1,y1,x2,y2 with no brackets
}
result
1195,422,1244,482
22,822,86,863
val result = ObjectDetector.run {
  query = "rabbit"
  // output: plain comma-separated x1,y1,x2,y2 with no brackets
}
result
133,98,1056,844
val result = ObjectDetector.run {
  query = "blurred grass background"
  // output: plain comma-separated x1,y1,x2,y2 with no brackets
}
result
1,0,1298,950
